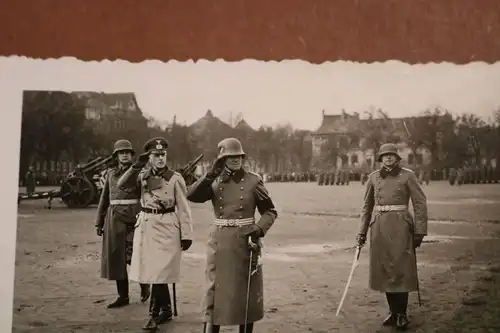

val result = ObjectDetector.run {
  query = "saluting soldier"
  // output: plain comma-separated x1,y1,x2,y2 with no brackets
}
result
356,143,428,331
117,137,194,331
187,137,278,333
95,139,151,309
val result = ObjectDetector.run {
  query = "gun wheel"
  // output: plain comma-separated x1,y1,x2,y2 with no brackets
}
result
60,176,95,208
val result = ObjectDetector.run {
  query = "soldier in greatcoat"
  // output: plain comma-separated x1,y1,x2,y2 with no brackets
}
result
356,143,428,331
187,137,278,333
95,139,151,309
24,166,36,194
117,137,194,331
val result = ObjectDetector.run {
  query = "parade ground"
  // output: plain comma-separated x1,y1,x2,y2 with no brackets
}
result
12,182,500,332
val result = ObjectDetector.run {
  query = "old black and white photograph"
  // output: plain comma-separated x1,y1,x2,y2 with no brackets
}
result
3,57,500,332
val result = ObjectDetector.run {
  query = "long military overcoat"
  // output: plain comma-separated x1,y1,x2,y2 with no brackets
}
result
358,167,428,293
187,169,278,326
117,166,193,284
96,166,141,280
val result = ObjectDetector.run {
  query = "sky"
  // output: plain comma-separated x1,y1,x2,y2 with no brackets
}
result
1,58,500,131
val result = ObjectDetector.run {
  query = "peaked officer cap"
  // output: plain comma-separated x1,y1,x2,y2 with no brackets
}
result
144,137,169,153
377,143,402,162
113,139,135,156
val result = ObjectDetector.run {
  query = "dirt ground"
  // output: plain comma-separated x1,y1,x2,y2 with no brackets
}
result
12,182,500,333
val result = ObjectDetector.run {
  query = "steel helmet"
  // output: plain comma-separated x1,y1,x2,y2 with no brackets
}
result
112,139,135,156
377,143,401,162
216,137,245,160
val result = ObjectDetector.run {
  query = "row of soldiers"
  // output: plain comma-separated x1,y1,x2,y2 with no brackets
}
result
265,171,317,182
448,166,500,185
95,138,429,331
317,170,352,185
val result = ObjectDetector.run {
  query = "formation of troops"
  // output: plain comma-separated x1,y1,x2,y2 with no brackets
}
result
93,133,432,332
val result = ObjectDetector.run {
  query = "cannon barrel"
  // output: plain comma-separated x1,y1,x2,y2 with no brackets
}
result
177,154,204,185
179,154,204,176
81,155,115,174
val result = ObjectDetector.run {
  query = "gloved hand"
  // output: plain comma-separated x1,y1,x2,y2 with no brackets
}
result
133,152,150,169
356,233,366,247
242,224,264,241
181,239,192,251
206,158,225,180
96,226,103,236
414,234,425,248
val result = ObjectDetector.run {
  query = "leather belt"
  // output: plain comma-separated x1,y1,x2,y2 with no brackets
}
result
110,199,140,205
141,207,175,214
374,205,408,212
214,218,255,227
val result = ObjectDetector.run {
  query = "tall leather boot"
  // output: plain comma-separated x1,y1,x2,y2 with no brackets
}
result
140,283,151,303
143,293,158,331
239,323,254,333
202,322,220,333
154,284,173,324
395,292,409,331
108,279,130,308
382,293,397,326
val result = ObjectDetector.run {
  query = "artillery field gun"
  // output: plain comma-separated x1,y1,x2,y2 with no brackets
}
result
18,155,117,209
18,153,204,209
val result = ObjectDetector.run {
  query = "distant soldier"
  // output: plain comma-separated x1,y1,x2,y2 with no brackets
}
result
187,137,278,333
24,166,36,195
344,169,351,185
317,172,324,186
356,143,428,331
117,137,194,331
95,139,151,309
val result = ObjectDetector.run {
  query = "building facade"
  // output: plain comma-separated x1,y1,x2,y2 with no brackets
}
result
74,92,146,134
311,110,432,172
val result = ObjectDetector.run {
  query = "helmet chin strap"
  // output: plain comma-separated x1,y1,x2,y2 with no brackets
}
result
223,165,236,174
119,160,132,167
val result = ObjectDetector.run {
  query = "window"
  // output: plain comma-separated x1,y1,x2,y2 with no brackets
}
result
85,108,101,120
409,153,423,165
128,101,136,111
341,155,348,166
351,154,358,165
408,153,414,165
